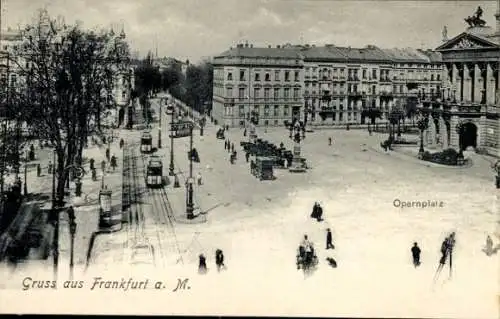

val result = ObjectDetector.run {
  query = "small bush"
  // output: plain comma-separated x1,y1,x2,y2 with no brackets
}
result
421,148,462,166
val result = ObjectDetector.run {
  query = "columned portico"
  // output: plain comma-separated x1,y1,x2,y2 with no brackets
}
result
431,18,500,158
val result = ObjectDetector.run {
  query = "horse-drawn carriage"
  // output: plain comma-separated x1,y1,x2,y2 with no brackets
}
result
296,245,318,271
216,128,225,139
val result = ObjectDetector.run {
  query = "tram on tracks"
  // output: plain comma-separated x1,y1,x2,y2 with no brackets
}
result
146,156,163,188
169,120,193,138
140,131,153,153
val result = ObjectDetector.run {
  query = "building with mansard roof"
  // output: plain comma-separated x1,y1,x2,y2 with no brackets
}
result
212,42,442,128
430,2,500,157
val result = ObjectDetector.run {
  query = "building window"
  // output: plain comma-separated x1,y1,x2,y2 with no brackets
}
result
294,71,299,82
275,70,280,81
436,74,441,81
239,70,245,81
274,105,279,116
264,120,269,126
265,73,270,81
264,105,270,116
284,88,290,99
274,88,280,99
372,69,377,79
285,71,290,82
238,88,245,99
255,72,260,81
226,87,233,97
122,91,126,99
274,120,279,125
264,88,270,100
371,85,376,94
254,105,260,115
254,88,260,99
239,120,245,126
362,69,367,79
399,85,404,93
11,74,17,85
239,105,245,117
293,88,299,100
284,106,289,116
227,72,233,81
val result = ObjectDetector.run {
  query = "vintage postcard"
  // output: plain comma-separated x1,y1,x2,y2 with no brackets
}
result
0,0,498,317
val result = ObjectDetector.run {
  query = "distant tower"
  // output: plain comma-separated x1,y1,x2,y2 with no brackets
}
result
442,25,448,43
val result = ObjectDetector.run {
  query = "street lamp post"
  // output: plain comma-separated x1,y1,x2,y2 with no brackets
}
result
416,112,429,158
186,124,194,219
169,105,175,177
158,98,163,149
67,208,76,280
51,150,58,280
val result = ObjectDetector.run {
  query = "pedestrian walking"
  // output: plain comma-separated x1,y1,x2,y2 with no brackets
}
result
119,138,124,149
328,137,332,146
245,152,250,163
89,158,95,171
198,254,207,274
105,148,110,162
411,242,421,267
215,249,225,271
434,232,456,281
231,143,235,153
326,228,334,249
110,155,117,171
48,161,53,174
197,172,202,186
484,235,494,255
101,160,106,173
36,163,41,177
91,168,97,181
243,128,247,137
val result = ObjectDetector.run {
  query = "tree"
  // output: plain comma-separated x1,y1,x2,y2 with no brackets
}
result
183,62,213,113
134,52,161,98
11,9,129,202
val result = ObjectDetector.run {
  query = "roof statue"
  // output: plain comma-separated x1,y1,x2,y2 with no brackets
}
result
464,6,486,27
442,26,448,41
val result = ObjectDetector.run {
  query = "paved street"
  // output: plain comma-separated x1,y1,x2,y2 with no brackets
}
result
81,96,499,317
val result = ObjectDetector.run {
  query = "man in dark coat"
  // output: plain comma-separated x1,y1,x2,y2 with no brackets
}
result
198,254,207,274
411,242,421,267
326,228,334,249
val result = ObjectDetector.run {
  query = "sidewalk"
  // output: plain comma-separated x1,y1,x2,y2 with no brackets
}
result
55,138,123,278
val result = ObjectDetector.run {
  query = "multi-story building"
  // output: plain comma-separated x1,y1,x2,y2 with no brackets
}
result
0,28,24,114
212,43,304,127
212,42,443,127
428,3,500,157
0,26,133,113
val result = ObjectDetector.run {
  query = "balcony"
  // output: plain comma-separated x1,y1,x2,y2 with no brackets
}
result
347,76,360,82
348,91,362,97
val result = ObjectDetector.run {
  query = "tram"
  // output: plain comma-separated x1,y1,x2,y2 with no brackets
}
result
140,132,153,153
169,120,193,138
146,156,163,188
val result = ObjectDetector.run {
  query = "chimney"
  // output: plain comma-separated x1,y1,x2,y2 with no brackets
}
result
277,45,281,48
268,45,271,48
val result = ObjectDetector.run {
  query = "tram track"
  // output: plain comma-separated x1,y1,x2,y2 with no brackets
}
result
139,151,184,265
122,144,146,246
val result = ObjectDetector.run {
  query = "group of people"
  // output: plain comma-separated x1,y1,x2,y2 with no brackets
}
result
198,249,225,274
310,202,324,222
223,139,237,164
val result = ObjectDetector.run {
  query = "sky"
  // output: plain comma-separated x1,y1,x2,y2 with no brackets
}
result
0,0,498,63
